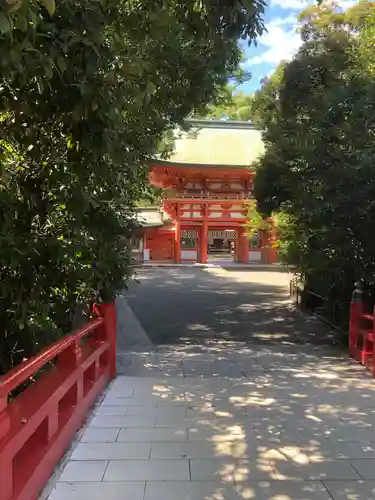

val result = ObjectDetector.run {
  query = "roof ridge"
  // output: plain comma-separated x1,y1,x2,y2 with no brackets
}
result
185,119,259,130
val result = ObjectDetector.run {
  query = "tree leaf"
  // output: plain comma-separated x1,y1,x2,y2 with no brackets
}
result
7,0,23,12
15,13,28,31
0,13,12,34
39,0,55,15
56,56,67,73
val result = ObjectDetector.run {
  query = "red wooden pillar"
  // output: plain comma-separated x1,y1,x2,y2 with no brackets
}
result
235,230,240,262
174,202,181,263
174,221,181,263
238,227,249,263
349,301,362,359
200,221,208,263
101,303,117,379
243,179,249,199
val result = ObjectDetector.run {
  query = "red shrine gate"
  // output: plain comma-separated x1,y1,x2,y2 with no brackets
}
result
146,161,277,264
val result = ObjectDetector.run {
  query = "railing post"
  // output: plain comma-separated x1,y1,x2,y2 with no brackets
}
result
372,305,375,378
0,453,13,500
58,338,82,375
349,281,364,358
0,392,10,441
57,338,83,404
0,390,12,499
101,303,117,379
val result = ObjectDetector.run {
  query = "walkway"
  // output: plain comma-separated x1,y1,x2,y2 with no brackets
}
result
44,268,375,500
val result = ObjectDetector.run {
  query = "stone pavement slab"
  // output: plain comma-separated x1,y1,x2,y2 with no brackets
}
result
71,442,151,460
117,427,188,442
57,460,108,482
189,458,277,481
80,427,120,443
48,482,145,500
349,459,375,479
150,441,232,459
236,481,332,500
103,459,190,481
144,481,240,500
323,480,375,500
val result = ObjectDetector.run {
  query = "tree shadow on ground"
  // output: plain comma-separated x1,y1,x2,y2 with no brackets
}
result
125,268,343,348
101,351,375,500
101,268,375,500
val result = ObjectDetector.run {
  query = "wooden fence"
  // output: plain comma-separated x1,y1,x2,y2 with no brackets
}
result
291,278,375,377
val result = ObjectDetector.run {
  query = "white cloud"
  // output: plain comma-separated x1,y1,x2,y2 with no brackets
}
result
338,0,357,8
269,14,297,26
271,0,308,8
243,16,301,67
271,0,357,9
243,0,358,69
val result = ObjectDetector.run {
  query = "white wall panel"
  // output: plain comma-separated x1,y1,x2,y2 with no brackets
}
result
249,251,262,262
181,250,197,260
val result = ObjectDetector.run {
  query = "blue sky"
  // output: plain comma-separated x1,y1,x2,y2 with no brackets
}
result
237,0,357,94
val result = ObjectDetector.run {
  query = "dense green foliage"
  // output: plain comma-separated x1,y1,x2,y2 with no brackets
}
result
0,0,266,373
194,86,256,121
252,1,375,326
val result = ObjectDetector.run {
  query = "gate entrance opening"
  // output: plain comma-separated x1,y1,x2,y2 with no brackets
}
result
207,229,237,262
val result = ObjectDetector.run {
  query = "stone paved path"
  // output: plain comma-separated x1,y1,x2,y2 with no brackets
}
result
46,268,375,500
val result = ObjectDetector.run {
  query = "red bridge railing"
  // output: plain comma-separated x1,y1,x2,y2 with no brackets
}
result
0,303,116,500
349,300,375,377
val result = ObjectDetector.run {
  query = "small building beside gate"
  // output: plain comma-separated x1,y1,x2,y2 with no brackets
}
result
136,119,277,264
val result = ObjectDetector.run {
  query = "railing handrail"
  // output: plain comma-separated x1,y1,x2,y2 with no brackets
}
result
290,279,345,333
0,317,103,396
165,192,252,200
0,303,115,500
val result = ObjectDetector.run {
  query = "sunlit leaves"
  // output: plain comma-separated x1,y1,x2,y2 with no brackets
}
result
39,0,55,15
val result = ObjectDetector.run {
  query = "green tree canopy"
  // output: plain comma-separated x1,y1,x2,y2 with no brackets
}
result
0,0,266,373
194,86,256,121
252,1,375,319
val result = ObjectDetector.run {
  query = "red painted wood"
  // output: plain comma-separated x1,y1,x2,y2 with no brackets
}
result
238,228,249,264
0,304,116,500
174,220,181,263
150,163,252,181
362,314,374,321
101,303,117,379
148,163,277,264
349,302,362,359
200,221,208,264
349,303,375,377
146,232,174,261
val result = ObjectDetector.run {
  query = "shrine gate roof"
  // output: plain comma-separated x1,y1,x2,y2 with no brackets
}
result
164,119,264,167
135,207,164,227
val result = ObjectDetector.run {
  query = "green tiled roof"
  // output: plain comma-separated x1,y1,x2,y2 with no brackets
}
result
168,120,264,167
135,207,164,227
